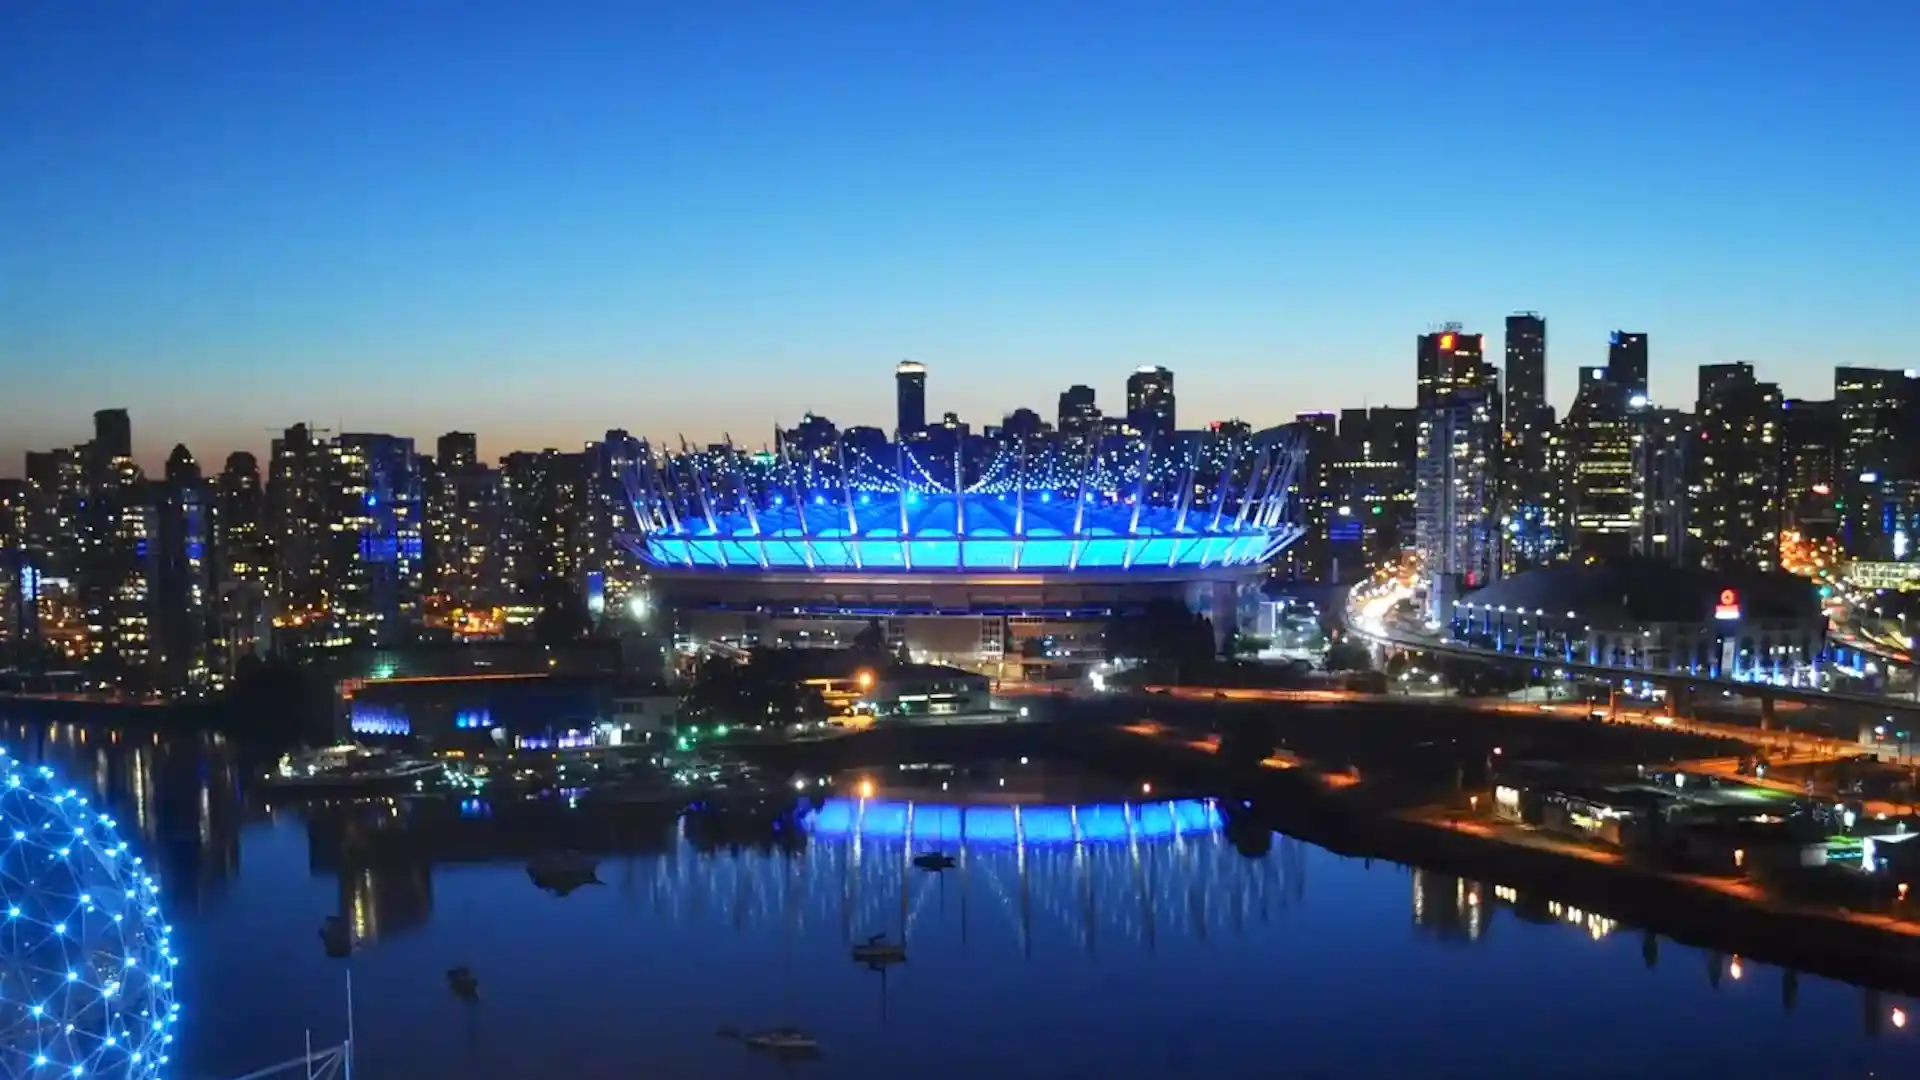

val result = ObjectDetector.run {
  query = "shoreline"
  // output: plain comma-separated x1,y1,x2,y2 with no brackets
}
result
1227,767,1920,997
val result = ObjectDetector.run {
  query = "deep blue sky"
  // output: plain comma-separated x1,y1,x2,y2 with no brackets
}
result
3,1,1915,471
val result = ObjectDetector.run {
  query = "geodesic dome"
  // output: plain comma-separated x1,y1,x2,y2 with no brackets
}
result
1,747,179,1079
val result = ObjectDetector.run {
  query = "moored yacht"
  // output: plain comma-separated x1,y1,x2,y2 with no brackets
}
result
263,744,441,792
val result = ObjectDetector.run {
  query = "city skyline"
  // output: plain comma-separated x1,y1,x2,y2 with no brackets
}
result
4,3,1916,470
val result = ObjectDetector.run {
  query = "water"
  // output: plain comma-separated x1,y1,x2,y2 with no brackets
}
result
7,722,1920,1080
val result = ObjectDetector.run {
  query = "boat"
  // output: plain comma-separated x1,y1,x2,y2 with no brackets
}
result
262,745,442,792
850,932,907,966
318,916,354,959
743,1026,821,1056
911,851,956,872
446,966,480,1001
527,851,603,896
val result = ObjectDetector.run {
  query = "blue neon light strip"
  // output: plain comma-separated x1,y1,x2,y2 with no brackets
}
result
801,798,1222,845
633,493,1280,572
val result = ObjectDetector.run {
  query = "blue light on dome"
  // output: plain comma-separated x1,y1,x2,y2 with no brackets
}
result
802,797,1222,845
0,749,178,1080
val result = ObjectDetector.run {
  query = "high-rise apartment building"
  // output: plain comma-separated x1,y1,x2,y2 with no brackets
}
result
93,408,133,463
1780,398,1841,535
1125,367,1176,440
152,445,213,689
1607,332,1649,401
1327,407,1418,575
331,434,424,645
590,430,646,611
1632,408,1691,565
1057,385,1100,439
1416,390,1498,621
0,479,30,648
1694,363,1782,570
267,423,335,631
1835,367,1919,559
425,433,501,621
213,452,269,674
895,361,928,438
500,449,591,610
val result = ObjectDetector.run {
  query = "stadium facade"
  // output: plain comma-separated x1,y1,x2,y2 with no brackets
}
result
621,423,1307,674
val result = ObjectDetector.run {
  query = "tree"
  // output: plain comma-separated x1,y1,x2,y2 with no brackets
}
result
852,618,886,654
1323,641,1372,672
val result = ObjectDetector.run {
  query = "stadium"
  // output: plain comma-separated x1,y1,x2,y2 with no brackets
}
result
621,427,1306,672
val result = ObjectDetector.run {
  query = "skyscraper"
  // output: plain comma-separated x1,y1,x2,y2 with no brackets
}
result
1501,313,1556,571
1416,326,1494,408
267,423,333,631
1564,366,1638,559
1125,366,1176,439
93,408,133,463
1835,366,1919,558
1503,314,1547,420
1415,390,1498,620
895,361,928,438
213,452,269,675
152,445,213,689
1633,408,1692,565
437,431,478,471
1694,363,1782,570
1780,398,1841,534
332,433,424,645
1057,384,1099,438
1606,332,1649,401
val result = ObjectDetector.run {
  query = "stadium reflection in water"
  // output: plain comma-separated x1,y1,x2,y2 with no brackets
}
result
3,724,1916,1080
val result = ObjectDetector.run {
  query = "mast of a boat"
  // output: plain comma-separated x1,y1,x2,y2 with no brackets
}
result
343,965,356,1080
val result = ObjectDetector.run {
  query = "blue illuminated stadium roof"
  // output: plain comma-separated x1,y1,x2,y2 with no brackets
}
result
623,433,1306,574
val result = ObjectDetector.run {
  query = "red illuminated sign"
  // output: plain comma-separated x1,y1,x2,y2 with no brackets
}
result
1439,333,1456,350
1714,589,1741,621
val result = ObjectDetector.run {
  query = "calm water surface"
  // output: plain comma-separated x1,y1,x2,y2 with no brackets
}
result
9,723,1920,1080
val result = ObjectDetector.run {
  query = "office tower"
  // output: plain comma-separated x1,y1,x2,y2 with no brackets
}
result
152,445,213,689
437,432,478,471
1694,363,1783,570
1607,332,1649,401
1835,367,1919,559
1125,366,1176,439
213,452,269,674
93,408,133,463
1780,398,1842,534
1503,314,1547,419
1416,390,1498,621
267,423,335,632
1416,325,1495,408
1633,408,1692,565
1058,384,1100,438
1501,313,1557,571
1564,366,1638,560
331,434,424,645
895,361,928,438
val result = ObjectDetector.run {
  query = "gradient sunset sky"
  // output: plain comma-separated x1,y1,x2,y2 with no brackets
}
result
2,1,1914,473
